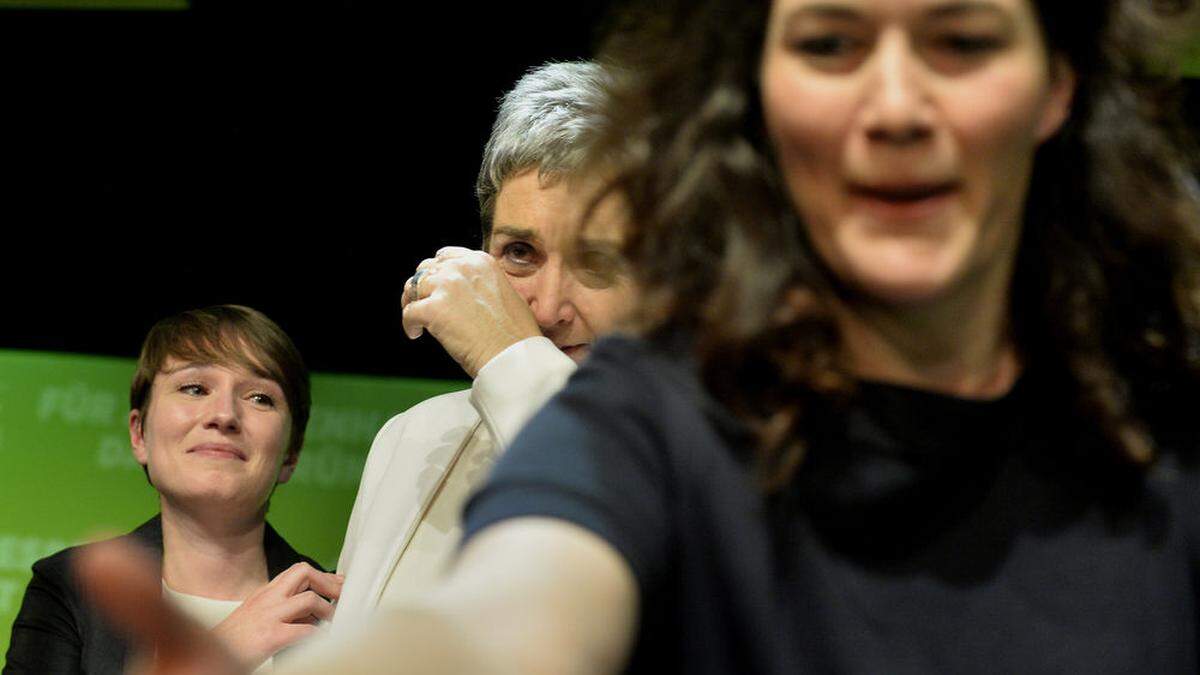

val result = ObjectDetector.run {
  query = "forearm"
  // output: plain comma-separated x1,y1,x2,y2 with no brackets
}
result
277,605,506,675
280,520,636,675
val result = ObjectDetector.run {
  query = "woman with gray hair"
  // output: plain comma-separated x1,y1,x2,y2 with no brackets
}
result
330,59,633,628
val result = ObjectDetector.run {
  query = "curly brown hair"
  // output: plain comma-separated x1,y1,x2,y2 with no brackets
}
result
592,0,1200,490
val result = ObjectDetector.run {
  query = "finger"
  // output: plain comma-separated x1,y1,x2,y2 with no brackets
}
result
405,258,446,306
402,296,433,340
261,562,317,599
273,561,340,598
435,246,473,260
401,276,415,311
401,273,430,311
281,590,336,623
304,570,345,601
277,566,343,602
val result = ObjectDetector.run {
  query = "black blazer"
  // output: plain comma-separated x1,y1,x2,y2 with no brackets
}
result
3,515,322,674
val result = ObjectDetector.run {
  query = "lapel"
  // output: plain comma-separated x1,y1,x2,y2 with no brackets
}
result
364,418,482,608
127,513,318,575
335,398,484,625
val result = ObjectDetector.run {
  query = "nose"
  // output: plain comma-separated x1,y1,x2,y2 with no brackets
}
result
523,263,578,330
861,33,934,146
203,390,242,433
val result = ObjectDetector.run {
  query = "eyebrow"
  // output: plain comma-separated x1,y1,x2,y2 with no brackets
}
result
490,226,542,243
780,1,1008,24
924,1,1008,20
160,362,207,375
159,362,279,387
782,3,862,24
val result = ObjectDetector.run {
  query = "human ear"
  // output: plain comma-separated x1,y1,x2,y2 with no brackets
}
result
1036,56,1076,142
128,409,149,467
276,449,299,484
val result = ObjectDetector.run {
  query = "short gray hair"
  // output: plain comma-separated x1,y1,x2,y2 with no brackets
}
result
476,61,611,242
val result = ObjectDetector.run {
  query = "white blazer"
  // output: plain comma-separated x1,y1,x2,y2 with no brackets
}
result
331,337,575,631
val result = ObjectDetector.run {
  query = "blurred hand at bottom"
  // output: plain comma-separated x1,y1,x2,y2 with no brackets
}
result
74,539,246,675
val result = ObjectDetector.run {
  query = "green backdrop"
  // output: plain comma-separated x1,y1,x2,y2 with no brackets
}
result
0,349,466,662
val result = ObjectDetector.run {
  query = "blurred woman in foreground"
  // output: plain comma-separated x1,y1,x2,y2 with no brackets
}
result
6,306,340,673
81,0,1200,672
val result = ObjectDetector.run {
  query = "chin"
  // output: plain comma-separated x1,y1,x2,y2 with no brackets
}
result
844,263,965,306
831,241,969,306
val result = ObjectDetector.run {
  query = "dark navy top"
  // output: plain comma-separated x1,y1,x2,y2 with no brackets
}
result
465,335,1200,674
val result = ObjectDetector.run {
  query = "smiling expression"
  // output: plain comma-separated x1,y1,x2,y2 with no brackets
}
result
760,0,1074,306
129,358,295,515
488,168,632,363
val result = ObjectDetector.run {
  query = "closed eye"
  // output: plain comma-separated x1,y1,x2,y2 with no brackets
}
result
791,34,862,58
936,33,1003,55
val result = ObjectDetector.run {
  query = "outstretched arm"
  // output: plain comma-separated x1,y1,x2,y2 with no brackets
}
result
76,517,639,675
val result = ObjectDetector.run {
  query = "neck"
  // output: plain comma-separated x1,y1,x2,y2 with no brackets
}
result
159,498,269,600
833,267,1019,399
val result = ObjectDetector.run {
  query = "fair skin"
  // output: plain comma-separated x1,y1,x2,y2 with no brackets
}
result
401,168,632,377
77,1,1077,672
130,357,342,669
760,0,1074,397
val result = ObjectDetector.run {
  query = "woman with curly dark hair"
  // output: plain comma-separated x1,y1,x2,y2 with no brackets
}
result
76,1,1200,673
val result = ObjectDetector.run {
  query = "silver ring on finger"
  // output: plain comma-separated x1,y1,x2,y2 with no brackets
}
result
409,268,429,302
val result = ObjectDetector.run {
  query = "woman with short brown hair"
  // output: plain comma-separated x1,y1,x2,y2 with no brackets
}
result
6,305,339,674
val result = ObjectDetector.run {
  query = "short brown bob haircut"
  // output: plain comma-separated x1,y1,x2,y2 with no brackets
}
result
129,305,311,459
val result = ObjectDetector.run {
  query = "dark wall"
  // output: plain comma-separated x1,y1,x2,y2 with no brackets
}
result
0,1,610,380
1,3,1197,380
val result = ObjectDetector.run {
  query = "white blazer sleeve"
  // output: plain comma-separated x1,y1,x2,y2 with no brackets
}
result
469,336,576,450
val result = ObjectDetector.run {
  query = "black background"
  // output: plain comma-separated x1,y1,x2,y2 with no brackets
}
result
0,1,1196,381
0,0,611,380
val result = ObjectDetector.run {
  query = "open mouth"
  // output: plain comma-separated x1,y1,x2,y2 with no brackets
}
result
848,182,960,221
851,182,958,202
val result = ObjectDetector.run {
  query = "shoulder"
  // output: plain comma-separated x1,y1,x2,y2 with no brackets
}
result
347,389,482,525
360,389,479,471
8,525,154,673
30,519,158,587
19,523,155,631
375,389,478,443
27,545,78,591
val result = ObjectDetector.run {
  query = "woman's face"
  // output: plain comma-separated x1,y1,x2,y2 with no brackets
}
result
760,0,1074,305
129,358,295,515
